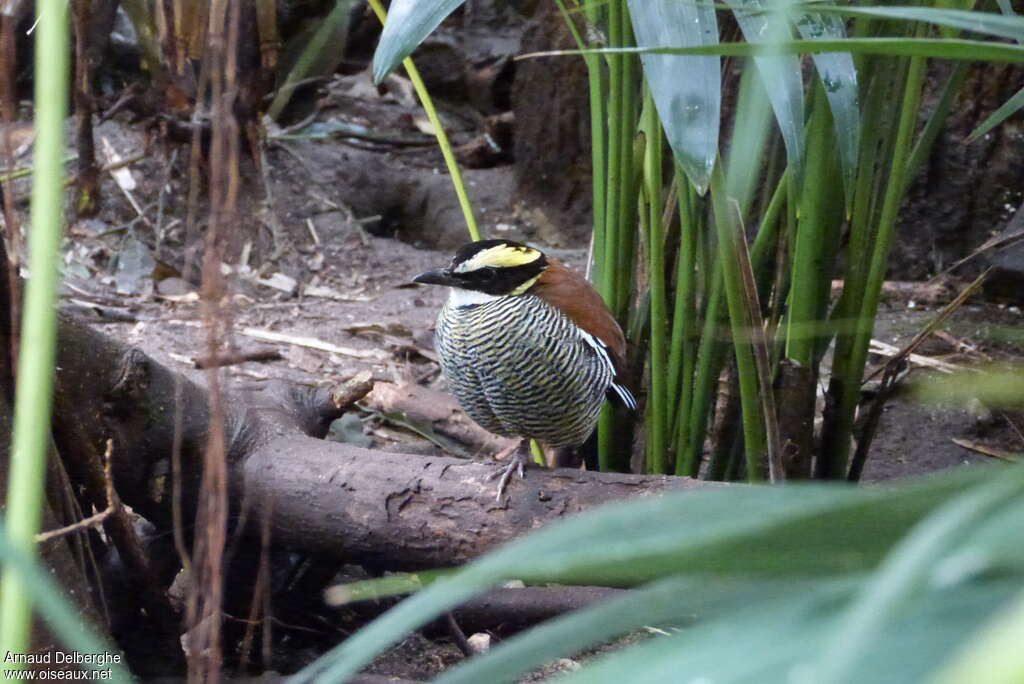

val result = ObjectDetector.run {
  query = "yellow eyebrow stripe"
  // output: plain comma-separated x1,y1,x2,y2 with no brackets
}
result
460,244,542,271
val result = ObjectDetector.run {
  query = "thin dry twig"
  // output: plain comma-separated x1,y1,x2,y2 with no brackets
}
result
183,1,241,679
864,270,990,382
867,340,965,374
239,326,390,361
35,508,113,543
194,348,282,369
36,439,116,542
849,270,990,481
951,437,1022,463
238,499,274,673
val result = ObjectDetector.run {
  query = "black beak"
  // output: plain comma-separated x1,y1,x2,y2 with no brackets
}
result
412,268,459,287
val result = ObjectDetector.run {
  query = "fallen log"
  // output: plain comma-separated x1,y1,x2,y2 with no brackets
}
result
241,437,706,569
53,315,715,571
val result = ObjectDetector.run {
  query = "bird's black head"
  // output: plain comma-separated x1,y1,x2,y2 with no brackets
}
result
412,239,549,296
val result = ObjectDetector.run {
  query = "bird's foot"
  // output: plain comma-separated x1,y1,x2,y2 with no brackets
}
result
487,441,532,501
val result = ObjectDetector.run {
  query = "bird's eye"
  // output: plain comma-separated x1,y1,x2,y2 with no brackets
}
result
480,267,498,279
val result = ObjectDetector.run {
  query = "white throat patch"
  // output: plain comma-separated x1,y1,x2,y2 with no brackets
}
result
448,287,503,308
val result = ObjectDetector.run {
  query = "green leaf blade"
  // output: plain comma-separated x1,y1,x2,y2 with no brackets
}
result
795,12,860,206
968,85,1024,141
726,0,805,184
527,39,1024,64
806,5,1024,43
627,0,721,193
371,0,466,83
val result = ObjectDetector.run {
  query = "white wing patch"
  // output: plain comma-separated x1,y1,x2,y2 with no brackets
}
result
609,381,637,410
578,329,615,372
578,329,637,410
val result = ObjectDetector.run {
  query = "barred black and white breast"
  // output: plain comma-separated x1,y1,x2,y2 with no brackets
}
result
435,294,615,448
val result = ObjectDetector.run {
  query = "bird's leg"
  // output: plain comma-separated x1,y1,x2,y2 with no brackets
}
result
490,440,520,465
488,438,533,501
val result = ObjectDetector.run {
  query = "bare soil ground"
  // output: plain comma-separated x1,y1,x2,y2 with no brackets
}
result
860,305,1024,481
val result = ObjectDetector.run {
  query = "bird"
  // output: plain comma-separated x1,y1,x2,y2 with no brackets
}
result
412,239,636,498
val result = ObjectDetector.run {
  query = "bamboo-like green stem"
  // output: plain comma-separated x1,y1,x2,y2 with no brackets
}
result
827,49,927,480
641,89,666,473
786,84,834,366
757,173,791,374
678,257,725,477
613,5,639,322
554,0,607,283
597,0,640,473
554,0,618,472
0,0,70,665
733,202,783,481
553,0,610,472
666,175,698,452
709,161,766,481
597,0,625,472
0,527,131,682
367,0,479,241
600,0,624,306
752,169,788,293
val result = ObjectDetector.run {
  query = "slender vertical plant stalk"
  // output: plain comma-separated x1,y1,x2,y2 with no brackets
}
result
551,1,623,473
529,440,545,467
553,0,607,283
641,89,666,471
786,84,835,367
0,0,69,665
596,0,641,473
597,0,625,472
666,174,698,454
732,202,783,481
709,161,767,481
752,169,788,293
678,258,725,477
366,0,479,241
613,5,639,322
600,0,624,307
